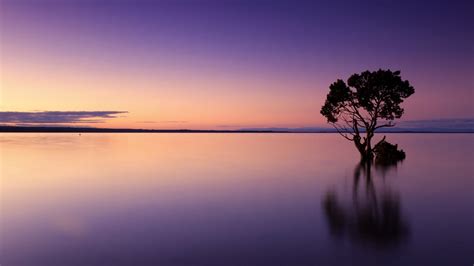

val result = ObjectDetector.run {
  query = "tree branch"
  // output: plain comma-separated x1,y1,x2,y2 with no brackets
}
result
331,123,355,141
374,121,396,130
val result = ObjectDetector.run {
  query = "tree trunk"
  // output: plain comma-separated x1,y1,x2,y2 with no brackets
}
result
353,135,367,160
366,138,372,160
354,130,374,162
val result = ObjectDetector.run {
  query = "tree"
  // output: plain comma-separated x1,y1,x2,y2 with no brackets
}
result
320,69,414,161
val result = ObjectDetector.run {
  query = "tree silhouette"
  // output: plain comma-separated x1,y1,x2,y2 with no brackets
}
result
320,69,414,160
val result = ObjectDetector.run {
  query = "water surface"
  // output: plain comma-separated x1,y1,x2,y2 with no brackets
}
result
1,133,473,265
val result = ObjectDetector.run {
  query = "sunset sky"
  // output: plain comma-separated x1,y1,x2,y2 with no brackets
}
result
1,0,473,129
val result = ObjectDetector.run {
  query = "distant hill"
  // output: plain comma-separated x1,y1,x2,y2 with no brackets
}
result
0,125,472,133
0,126,285,133
240,119,474,133
239,127,474,133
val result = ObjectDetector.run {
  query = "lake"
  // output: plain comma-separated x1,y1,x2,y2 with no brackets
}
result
1,133,473,266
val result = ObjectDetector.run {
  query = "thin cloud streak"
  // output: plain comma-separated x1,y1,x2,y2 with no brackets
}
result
0,111,128,125
238,118,474,132
136,121,188,124
397,118,474,129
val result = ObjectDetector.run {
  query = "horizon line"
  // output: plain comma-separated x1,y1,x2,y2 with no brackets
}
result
0,125,472,134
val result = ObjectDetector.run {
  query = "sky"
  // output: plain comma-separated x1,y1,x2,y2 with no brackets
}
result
0,0,473,129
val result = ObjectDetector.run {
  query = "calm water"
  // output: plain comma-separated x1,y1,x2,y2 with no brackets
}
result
1,133,473,266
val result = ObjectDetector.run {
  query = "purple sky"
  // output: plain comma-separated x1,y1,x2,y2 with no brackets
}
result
1,0,473,129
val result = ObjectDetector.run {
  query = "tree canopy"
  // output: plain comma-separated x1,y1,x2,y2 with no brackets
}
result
321,69,414,160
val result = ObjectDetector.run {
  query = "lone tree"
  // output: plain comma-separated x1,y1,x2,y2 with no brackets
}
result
321,69,414,161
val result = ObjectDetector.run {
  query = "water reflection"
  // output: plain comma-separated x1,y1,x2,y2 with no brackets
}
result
322,161,410,248
3,134,472,265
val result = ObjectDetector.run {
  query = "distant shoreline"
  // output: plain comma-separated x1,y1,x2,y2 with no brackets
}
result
0,126,472,134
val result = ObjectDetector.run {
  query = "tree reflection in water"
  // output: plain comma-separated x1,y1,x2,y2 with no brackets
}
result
322,161,410,248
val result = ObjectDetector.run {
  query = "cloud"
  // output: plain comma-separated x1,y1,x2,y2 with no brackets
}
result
397,118,474,130
136,120,188,124
0,111,127,125
237,118,474,132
